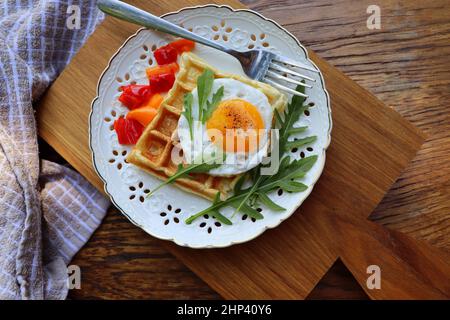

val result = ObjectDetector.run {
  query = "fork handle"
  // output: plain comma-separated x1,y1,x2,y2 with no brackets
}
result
97,0,231,53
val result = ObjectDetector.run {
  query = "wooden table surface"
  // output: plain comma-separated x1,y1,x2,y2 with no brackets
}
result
41,0,448,299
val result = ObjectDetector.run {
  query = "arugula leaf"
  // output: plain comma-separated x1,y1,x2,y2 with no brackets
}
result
274,83,316,151
181,93,194,140
238,203,264,220
257,193,285,211
274,109,283,127
146,70,222,198
277,181,308,192
284,136,317,151
209,193,232,225
231,176,263,218
258,156,317,193
185,155,318,224
210,210,232,225
290,85,307,110
147,155,222,197
184,85,318,225
233,174,247,194
203,86,224,123
288,126,308,134
197,69,214,122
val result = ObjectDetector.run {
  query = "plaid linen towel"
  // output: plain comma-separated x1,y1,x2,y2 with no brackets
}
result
0,0,109,299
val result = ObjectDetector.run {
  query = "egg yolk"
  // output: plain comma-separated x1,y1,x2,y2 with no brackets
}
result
206,99,264,153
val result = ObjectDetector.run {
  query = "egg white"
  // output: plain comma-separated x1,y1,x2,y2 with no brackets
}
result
176,78,273,176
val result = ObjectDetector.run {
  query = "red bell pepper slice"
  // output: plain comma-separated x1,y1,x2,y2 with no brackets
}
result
153,39,195,65
149,73,175,93
118,84,152,110
114,117,144,145
153,44,178,65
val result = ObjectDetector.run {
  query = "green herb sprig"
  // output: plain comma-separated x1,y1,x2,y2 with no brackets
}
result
275,84,317,152
197,69,224,123
151,70,227,197
181,93,194,140
181,69,224,140
185,84,318,225
147,154,223,198
197,69,214,122
185,155,317,224
203,85,224,123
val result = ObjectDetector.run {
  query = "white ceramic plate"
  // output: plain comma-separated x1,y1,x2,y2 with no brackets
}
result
89,5,332,248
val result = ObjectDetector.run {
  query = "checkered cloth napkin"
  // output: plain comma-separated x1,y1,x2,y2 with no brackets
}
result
0,0,109,299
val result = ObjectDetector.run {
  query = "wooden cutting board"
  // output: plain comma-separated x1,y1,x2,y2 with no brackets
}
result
37,0,450,299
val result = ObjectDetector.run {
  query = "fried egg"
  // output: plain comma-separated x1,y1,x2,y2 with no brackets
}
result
177,78,273,176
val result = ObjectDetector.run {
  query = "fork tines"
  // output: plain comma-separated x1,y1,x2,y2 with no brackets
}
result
272,54,319,73
264,54,319,98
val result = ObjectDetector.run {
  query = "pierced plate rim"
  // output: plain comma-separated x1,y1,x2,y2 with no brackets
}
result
88,4,332,249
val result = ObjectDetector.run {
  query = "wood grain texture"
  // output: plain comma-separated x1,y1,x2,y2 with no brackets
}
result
36,0,450,299
68,207,220,299
41,135,220,299
306,259,369,300
242,0,450,250
163,55,447,299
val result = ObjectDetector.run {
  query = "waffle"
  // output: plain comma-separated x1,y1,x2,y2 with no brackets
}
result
127,52,287,201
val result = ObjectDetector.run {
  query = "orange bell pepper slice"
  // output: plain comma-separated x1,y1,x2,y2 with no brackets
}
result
170,39,195,54
146,63,179,79
126,107,157,127
126,93,163,127
142,93,164,109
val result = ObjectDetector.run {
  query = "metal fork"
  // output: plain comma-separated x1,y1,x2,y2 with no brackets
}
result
97,0,318,97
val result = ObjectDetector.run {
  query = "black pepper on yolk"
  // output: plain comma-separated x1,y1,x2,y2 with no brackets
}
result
206,99,264,153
